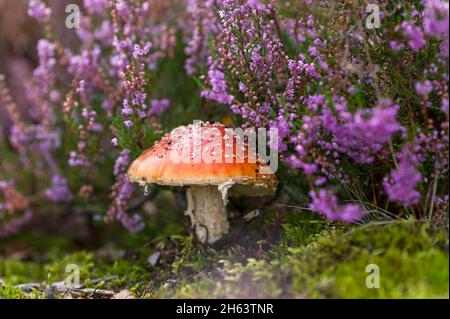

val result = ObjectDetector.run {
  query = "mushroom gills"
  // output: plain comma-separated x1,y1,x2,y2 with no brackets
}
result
185,185,229,244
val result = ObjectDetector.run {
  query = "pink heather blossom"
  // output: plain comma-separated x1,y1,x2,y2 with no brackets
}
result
423,0,449,37
402,22,427,51
390,40,405,51
247,0,266,11
383,148,422,207
442,98,449,116
132,43,152,60
309,189,364,222
150,99,170,116
83,0,109,15
321,98,404,164
201,61,234,105
107,149,144,232
116,0,131,20
423,0,449,57
28,0,51,23
415,80,434,96
46,175,73,203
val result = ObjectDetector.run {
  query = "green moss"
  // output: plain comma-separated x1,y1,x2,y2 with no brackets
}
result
0,257,47,286
331,248,448,298
0,219,448,299
152,221,449,298
285,221,449,298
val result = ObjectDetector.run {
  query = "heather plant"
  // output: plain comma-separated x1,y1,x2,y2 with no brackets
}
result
0,0,449,239
197,0,449,222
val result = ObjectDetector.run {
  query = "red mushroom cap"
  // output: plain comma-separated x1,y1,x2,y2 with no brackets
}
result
127,122,277,194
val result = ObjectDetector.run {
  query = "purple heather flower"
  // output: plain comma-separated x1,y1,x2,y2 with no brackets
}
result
313,38,323,46
114,149,131,176
95,20,114,45
314,177,327,186
423,0,449,37
102,100,113,112
68,151,90,167
321,98,404,164
83,0,108,15
34,39,56,85
120,212,145,233
390,40,405,52
247,0,266,11
304,63,320,79
238,82,247,93
49,90,61,102
121,106,133,116
132,42,152,60
309,189,364,222
116,0,131,20
270,115,291,152
46,175,73,203
442,98,449,116
287,155,318,174
76,80,86,95
347,85,357,94
383,148,422,206
305,94,325,111
0,180,10,190
35,126,61,152
423,0,449,57
415,80,433,96
28,0,51,23
112,176,144,233
108,152,144,232
117,178,132,196
402,22,427,51
132,92,147,106
308,46,320,57
124,120,133,128
183,0,221,75
149,99,170,116
319,60,329,70
37,39,56,66
201,62,234,105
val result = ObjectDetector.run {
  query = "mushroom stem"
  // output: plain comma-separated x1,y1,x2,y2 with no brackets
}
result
185,185,229,244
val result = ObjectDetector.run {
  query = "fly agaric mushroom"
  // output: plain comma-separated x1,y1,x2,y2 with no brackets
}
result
127,121,277,244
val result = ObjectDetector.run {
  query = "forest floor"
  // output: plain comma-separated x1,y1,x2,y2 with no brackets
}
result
0,191,448,299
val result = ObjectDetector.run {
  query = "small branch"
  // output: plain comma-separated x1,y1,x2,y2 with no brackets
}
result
12,275,118,294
